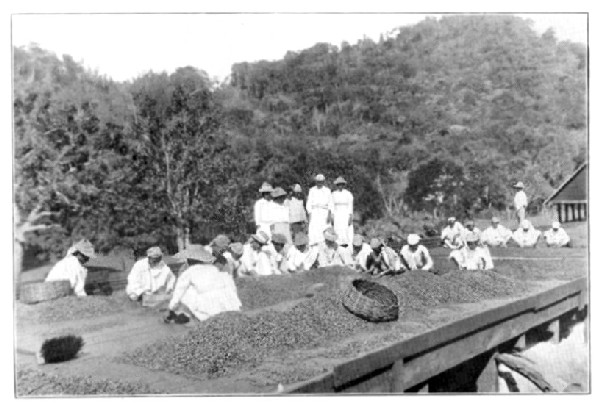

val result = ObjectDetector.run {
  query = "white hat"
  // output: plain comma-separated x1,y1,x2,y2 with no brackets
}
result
514,181,525,189
315,174,325,182
323,228,338,242
448,217,456,222
491,217,500,223
252,231,269,245
271,187,287,198
465,233,479,243
407,234,420,246
521,220,531,229
369,238,382,249
175,245,215,263
259,182,274,193
352,235,364,247
71,239,97,259
292,184,302,193
333,177,347,185
146,246,163,258
552,221,560,229
229,242,244,256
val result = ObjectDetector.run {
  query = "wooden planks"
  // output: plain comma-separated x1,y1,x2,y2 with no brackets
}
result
287,277,586,393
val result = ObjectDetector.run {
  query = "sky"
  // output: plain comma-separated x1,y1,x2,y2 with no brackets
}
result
11,13,588,83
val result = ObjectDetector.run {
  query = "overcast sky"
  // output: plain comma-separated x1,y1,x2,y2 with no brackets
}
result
12,13,588,83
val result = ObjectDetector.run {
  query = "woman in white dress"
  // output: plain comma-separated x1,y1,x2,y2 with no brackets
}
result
306,174,334,246
331,177,354,247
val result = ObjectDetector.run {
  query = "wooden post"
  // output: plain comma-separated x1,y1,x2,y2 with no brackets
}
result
548,319,560,344
476,350,499,392
583,311,589,345
583,204,587,221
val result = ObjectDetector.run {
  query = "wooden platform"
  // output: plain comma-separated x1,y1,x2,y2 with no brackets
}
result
284,277,588,393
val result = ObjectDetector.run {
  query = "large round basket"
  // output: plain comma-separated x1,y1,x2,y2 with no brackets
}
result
19,281,72,305
342,279,399,322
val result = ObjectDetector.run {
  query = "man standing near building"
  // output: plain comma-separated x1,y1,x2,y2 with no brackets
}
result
331,177,354,248
513,181,528,227
286,184,308,241
306,174,334,246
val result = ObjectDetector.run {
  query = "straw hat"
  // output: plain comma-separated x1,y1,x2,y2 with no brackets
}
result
315,174,325,182
146,246,163,258
333,177,347,185
407,234,420,246
552,221,560,229
294,233,309,246
513,181,525,189
259,182,274,193
229,242,244,256
71,240,97,259
521,220,532,229
211,234,231,249
251,231,269,245
491,217,500,223
323,228,338,242
292,184,302,193
369,238,382,249
271,187,287,198
352,235,364,247
271,233,287,245
175,245,215,263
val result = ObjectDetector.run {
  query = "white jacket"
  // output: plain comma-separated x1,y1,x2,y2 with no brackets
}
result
450,247,494,271
126,258,176,298
544,228,570,247
400,245,434,271
46,255,88,297
481,225,513,246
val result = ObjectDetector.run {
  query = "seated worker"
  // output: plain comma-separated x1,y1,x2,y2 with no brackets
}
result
206,234,231,269
461,219,482,240
46,239,96,297
284,233,318,273
316,228,348,267
399,234,434,271
481,217,512,247
126,246,176,302
165,246,242,324
544,221,571,247
449,233,494,271
269,233,290,274
239,231,278,276
347,235,372,272
441,217,465,249
365,238,404,276
512,220,541,248
222,242,246,278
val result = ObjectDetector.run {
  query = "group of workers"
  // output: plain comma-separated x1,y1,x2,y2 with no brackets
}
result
42,178,572,324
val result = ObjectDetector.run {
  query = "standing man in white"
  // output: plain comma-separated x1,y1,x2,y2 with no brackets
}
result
513,181,528,227
331,176,354,248
306,174,334,246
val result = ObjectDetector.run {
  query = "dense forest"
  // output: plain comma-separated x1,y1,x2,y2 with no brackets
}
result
14,15,587,262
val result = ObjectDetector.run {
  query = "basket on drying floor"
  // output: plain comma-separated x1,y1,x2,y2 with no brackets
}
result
342,279,399,322
19,280,72,305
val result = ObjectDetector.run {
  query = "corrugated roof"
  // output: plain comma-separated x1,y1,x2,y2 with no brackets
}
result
544,162,588,205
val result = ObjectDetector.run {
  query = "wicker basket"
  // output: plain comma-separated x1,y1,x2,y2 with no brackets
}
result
341,279,399,322
19,281,72,305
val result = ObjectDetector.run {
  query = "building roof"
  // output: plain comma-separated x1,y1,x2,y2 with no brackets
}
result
544,162,588,205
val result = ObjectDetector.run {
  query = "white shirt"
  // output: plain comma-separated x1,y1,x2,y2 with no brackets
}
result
46,255,88,297
400,245,434,271
126,258,176,298
168,264,242,321
271,201,290,223
332,189,353,217
514,191,528,210
441,222,466,246
285,245,318,272
316,242,348,267
451,247,494,271
285,197,307,223
306,186,334,215
240,245,279,276
512,228,541,247
544,228,570,247
481,225,513,246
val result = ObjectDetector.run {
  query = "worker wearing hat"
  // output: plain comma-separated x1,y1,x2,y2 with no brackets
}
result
254,182,275,237
440,216,466,249
316,228,348,267
239,231,279,276
449,233,494,271
166,245,242,324
306,174,334,246
461,219,482,241
268,233,291,273
270,188,292,245
365,237,403,276
347,235,373,272
285,232,318,272
513,181,528,227
331,176,354,248
222,242,247,278
544,221,571,247
512,219,541,248
206,234,231,270
481,217,513,247
46,239,97,297
400,234,434,271
285,183,308,241
126,246,176,302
